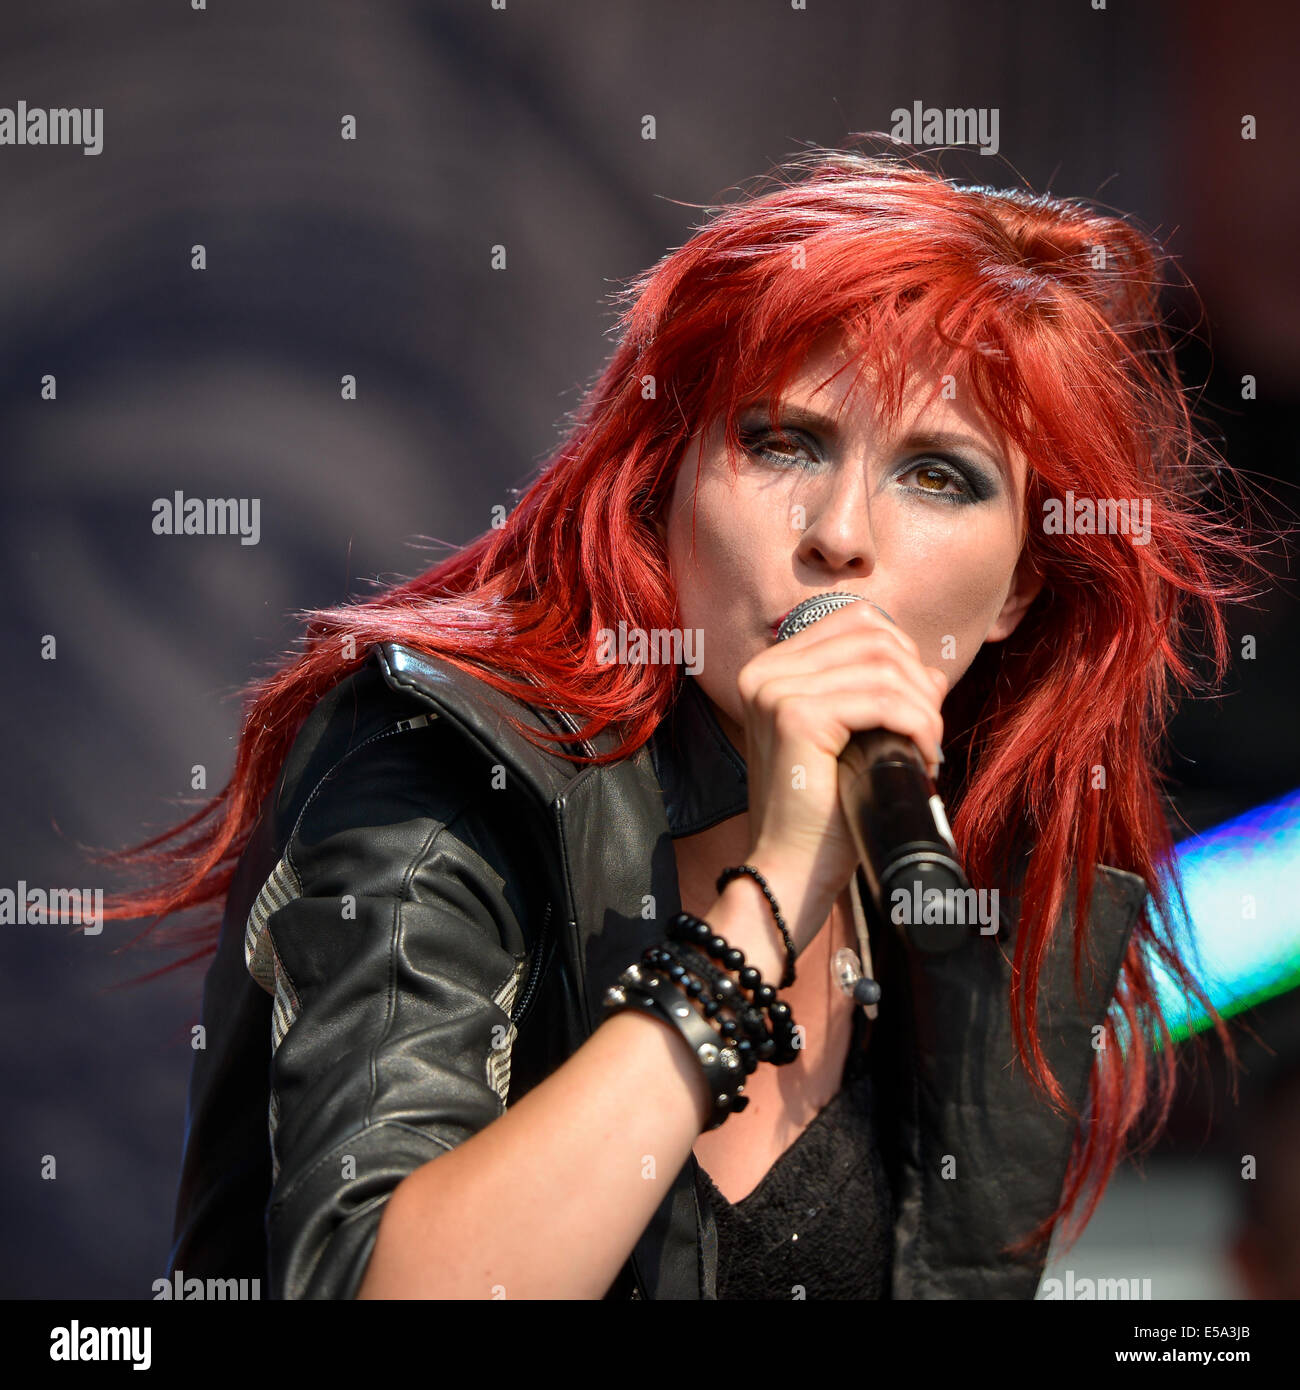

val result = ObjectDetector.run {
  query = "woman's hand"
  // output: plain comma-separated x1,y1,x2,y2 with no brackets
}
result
737,599,948,955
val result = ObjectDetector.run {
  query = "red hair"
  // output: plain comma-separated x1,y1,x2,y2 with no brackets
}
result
100,138,1271,1256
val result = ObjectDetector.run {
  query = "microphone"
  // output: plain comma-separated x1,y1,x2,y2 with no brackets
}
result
774,592,971,953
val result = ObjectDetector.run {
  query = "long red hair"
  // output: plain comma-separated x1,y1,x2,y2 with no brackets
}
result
100,139,1270,1255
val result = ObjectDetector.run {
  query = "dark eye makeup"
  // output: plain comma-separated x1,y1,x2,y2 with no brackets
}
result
735,422,1000,506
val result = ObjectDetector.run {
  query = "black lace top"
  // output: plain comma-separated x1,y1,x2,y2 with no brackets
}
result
695,1006,895,1300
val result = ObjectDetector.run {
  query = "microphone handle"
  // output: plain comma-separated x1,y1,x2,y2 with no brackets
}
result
837,728,971,953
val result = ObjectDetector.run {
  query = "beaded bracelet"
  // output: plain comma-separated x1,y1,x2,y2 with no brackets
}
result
658,940,769,1046
659,938,771,1045
649,941,767,1074
601,911,804,1129
665,912,800,1064
715,865,797,988
601,964,747,1131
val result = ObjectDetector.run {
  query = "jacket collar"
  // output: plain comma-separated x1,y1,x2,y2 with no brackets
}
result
373,644,1149,1299
647,674,749,837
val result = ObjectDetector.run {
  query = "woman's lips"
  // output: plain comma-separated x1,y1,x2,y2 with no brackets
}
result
769,608,795,639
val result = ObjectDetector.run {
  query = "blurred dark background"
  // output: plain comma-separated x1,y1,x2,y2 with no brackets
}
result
1,0,1296,1298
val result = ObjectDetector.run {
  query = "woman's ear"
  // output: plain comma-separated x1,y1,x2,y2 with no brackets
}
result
985,549,1043,642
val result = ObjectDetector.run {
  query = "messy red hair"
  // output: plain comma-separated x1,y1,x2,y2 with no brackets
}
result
101,138,1268,1256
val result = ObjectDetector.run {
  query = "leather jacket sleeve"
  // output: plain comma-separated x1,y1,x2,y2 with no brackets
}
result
245,693,540,1299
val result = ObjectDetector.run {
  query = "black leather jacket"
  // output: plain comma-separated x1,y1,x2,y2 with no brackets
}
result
168,641,1149,1299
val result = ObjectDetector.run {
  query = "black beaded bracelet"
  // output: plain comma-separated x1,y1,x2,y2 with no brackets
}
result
648,941,767,1074
715,865,797,988
601,963,748,1130
664,913,800,1065
657,940,769,1045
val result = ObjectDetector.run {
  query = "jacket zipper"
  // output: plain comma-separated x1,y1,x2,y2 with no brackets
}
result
510,899,553,1031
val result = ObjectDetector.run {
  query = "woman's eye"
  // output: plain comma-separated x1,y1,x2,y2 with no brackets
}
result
900,461,971,501
740,429,820,470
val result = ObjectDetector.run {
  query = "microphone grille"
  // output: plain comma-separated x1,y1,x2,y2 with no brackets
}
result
776,592,893,642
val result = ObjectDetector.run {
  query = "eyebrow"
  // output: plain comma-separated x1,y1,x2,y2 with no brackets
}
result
737,401,1010,479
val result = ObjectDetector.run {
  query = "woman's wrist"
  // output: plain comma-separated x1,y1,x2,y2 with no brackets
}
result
739,844,830,956
699,883,787,984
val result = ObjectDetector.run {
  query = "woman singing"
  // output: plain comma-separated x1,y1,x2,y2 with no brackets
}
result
108,143,1261,1300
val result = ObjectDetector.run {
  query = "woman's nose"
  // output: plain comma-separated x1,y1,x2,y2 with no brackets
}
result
794,469,876,574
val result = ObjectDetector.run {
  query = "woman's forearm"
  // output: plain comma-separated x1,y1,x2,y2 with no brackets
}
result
358,881,793,1300
356,1004,713,1299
